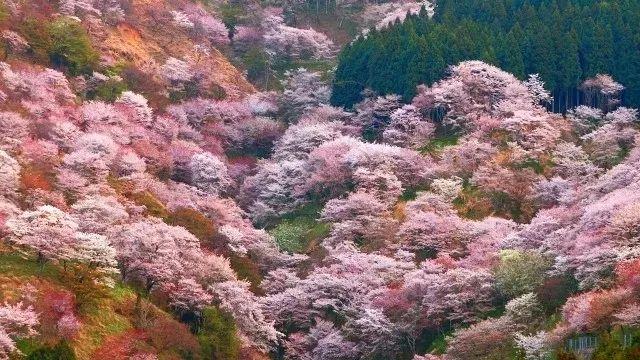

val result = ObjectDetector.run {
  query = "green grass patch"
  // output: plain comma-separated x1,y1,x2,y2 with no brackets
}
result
420,133,460,154
269,217,330,253
0,250,61,281
268,203,330,253
399,187,424,202
514,158,545,174
15,338,42,357
109,283,135,303
426,332,449,355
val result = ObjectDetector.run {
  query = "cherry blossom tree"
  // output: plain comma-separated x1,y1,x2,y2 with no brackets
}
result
6,206,80,265
263,14,335,61
279,68,331,123
271,122,342,161
168,278,213,322
114,151,147,177
413,61,535,131
59,0,125,23
445,317,514,360
524,74,551,105
581,74,624,111
182,4,229,45
211,280,280,351
161,57,195,91
361,1,433,30
189,152,233,195
109,219,207,294
0,150,20,198
383,105,435,149
514,331,551,360
116,91,153,126
0,62,75,116
396,210,471,257
72,232,118,277
0,302,39,359
404,267,496,329
0,112,29,153
240,159,310,225
321,191,398,250
71,195,129,234
353,94,403,141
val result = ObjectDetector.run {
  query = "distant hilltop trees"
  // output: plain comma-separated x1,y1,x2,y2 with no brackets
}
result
332,0,640,112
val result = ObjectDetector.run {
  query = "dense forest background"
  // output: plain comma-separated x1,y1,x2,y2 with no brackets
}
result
332,0,640,111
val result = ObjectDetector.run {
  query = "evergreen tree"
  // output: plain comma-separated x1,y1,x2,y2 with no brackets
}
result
331,0,640,111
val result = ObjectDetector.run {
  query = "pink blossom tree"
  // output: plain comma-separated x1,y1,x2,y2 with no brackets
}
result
189,152,234,195
263,15,335,61
383,105,435,149
321,191,398,250
278,68,331,123
0,302,39,358
71,195,129,234
0,150,20,198
6,205,80,265
211,280,280,351
109,219,207,295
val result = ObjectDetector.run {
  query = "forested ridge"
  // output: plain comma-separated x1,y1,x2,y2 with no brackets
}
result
332,0,640,110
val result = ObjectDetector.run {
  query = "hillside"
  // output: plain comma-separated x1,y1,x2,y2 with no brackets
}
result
1,0,640,360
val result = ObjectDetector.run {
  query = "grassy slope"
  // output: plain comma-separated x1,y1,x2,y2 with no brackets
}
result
0,244,171,360
268,203,330,254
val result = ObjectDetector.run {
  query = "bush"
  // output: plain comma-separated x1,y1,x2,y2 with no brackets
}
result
147,316,200,359
19,18,53,63
229,255,263,294
87,79,128,102
166,207,216,243
20,17,98,75
129,191,169,219
0,3,8,24
592,328,640,360
198,307,240,360
494,250,551,299
59,263,110,313
47,18,98,75
536,275,579,314
269,216,329,253
27,341,76,360
243,47,269,85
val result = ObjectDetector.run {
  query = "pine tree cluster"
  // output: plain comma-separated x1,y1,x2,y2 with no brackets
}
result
332,0,640,111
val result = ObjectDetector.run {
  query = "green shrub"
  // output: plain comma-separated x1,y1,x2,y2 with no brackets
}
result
229,255,263,293
87,78,128,102
19,18,53,63
166,207,216,242
494,249,551,299
20,17,98,75
47,18,98,75
129,191,169,219
219,4,243,35
242,47,270,85
27,341,76,360
0,3,9,24
198,307,240,360
592,328,640,360
269,217,330,253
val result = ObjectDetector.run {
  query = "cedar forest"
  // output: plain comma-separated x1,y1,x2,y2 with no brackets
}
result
0,0,639,360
